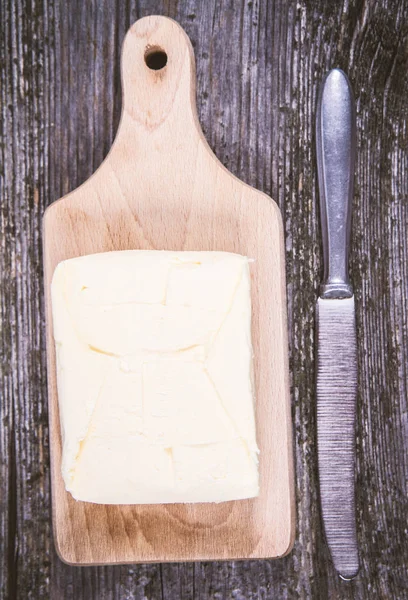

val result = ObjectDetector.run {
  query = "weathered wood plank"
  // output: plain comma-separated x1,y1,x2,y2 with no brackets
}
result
1,0,52,598
1,0,407,598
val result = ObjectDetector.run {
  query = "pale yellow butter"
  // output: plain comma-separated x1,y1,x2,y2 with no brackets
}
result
51,250,259,504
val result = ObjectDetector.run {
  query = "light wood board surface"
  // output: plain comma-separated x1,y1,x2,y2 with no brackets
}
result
42,15,294,565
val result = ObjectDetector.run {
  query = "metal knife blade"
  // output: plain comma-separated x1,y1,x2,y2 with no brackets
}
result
315,68,359,579
316,297,359,579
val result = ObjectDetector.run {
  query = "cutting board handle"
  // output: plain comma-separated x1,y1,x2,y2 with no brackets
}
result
118,16,199,140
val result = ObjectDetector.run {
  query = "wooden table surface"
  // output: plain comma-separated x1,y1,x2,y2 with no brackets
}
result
1,0,407,598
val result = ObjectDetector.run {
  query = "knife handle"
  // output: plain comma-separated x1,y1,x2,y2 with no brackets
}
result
316,69,356,299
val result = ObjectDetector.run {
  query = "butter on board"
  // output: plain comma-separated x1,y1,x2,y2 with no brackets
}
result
51,250,259,505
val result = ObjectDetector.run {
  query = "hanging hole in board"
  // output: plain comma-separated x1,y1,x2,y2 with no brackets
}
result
144,47,168,71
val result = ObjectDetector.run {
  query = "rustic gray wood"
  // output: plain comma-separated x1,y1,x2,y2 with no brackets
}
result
1,0,407,598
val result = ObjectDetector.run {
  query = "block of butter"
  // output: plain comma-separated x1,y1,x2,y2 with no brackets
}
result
51,250,259,504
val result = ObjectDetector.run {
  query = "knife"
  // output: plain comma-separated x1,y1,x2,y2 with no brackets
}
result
315,68,359,580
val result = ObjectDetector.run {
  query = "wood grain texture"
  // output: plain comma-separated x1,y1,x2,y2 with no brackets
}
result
43,14,294,565
1,0,407,598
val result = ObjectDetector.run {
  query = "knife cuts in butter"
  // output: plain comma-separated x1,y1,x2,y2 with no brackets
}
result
51,250,259,504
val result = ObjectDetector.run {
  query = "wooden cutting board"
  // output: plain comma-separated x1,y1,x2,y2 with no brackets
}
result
43,15,295,565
